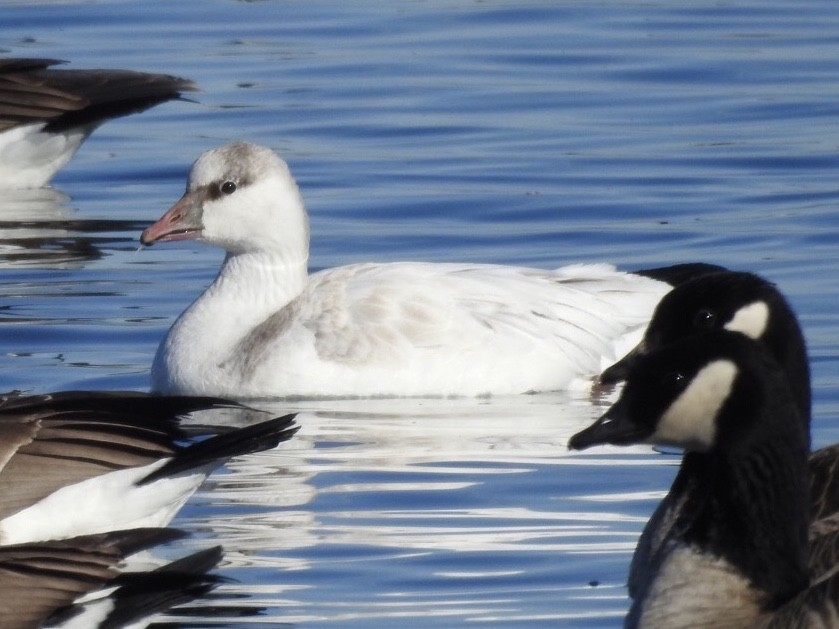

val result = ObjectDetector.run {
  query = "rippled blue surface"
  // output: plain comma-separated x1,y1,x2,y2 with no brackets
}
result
3,1,839,626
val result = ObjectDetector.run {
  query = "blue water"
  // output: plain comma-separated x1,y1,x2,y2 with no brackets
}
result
3,1,839,626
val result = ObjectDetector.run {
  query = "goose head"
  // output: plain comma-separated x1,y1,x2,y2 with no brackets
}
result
571,331,794,454
141,142,310,259
599,271,808,416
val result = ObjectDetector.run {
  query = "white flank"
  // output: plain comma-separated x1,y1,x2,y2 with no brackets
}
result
0,460,207,544
0,123,88,189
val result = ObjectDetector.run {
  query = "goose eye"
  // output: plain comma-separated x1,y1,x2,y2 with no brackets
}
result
693,308,717,329
662,371,687,391
220,181,237,195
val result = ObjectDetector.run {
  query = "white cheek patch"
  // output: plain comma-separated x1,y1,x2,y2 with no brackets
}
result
655,359,738,451
724,301,769,340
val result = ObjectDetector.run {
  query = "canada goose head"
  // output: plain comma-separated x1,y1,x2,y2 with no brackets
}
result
600,271,809,420
572,330,803,454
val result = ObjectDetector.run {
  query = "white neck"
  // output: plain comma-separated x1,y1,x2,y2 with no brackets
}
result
212,249,308,308
153,250,308,393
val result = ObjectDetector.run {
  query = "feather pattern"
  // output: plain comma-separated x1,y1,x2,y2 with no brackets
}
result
0,391,297,544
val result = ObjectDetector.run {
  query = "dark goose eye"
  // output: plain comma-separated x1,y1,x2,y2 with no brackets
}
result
221,181,237,195
661,370,687,393
693,308,717,330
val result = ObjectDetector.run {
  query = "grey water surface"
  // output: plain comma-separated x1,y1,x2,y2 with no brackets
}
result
3,1,839,626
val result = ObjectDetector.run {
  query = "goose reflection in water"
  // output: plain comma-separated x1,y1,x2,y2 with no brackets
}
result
0,187,146,268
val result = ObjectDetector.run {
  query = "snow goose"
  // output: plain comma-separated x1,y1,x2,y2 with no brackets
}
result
570,331,838,628
598,270,839,598
0,58,195,188
0,390,297,544
140,141,673,399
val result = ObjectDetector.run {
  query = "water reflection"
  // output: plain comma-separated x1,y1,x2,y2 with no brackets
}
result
172,394,669,626
0,529,225,628
0,187,143,268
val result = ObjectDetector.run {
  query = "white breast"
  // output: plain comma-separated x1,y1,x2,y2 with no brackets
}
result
632,543,765,629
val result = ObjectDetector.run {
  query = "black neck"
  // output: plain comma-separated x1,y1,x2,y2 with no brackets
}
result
676,430,809,609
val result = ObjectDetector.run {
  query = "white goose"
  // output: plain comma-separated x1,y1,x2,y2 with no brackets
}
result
141,142,672,399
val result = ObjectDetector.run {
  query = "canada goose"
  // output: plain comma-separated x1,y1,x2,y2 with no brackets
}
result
0,390,298,544
139,142,676,398
597,270,839,598
600,270,809,413
0,58,195,188
570,331,836,627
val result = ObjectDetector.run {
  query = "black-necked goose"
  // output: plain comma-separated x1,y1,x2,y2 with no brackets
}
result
597,270,839,598
0,390,297,544
601,270,809,412
570,331,828,628
139,141,675,398
0,58,195,188
0,528,220,629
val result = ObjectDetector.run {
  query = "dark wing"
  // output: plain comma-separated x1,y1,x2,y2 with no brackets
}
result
0,58,196,132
